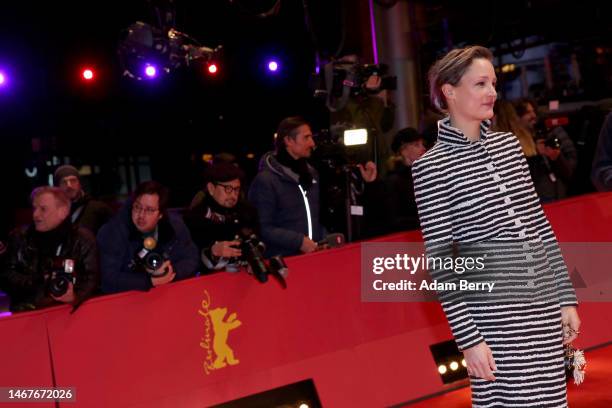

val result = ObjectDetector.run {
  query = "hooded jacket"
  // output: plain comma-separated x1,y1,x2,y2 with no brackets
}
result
248,151,324,257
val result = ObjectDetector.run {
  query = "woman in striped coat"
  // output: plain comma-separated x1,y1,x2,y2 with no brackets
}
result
412,45,581,407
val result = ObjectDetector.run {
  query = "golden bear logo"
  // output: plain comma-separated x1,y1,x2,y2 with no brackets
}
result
198,290,242,374
209,307,242,368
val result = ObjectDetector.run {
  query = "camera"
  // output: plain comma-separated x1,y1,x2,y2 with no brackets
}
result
534,123,561,149
132,237,170,277
230,228,289,286
312,60,397,111
238,231,269,283
46,258,76,297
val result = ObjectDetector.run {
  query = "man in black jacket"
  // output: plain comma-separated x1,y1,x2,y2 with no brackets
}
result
384,127,427,232
97,181,199,293
54,165,113,234
184,162,259,272
1,187,99,312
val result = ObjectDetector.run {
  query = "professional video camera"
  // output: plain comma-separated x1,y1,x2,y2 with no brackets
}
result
118,1,222,80
45,258,76,297
312,59,397,112
131,237,170,277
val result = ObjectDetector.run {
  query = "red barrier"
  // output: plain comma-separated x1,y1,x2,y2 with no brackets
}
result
0,310,55,408
1,192,612,407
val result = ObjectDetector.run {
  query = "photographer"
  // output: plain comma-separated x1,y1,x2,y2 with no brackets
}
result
384,127,427,233
54,165,114,234
327,54,396,175
1,187,99,312
183,162,260,272
97,181,198,293
514,98,577,202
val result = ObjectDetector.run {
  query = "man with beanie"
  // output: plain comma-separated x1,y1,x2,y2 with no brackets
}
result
1,187,99,312
248,116,326,257
384,127,426,232
184,162,259,272
54,165,113,234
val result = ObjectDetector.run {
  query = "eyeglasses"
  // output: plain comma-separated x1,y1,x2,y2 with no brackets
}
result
132,202,159,215
214,183,241,194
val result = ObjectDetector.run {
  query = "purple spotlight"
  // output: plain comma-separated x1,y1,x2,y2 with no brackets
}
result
0,71,6,86
267,60,279,72
144,64,157,78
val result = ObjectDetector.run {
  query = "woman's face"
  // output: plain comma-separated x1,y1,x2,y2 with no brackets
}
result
445,58,497,122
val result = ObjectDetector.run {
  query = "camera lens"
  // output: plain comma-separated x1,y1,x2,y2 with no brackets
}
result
145,252,163,271
48,276,69,297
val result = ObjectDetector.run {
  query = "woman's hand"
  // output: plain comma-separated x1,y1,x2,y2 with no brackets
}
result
463,341,497,381
561,306,581,345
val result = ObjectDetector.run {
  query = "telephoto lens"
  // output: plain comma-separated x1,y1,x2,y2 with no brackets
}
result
240,234,269,283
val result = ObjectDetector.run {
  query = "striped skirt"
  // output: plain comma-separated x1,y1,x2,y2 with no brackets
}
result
468,302,567,408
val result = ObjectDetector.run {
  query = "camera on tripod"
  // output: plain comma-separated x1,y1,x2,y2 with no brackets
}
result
45,258,76,297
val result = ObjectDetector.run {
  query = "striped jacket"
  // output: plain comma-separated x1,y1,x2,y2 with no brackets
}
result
412,117,578,350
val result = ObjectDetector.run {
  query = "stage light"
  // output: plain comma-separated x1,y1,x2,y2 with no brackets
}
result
268,60,279,72
0,72,5,86
82,69,94,81
208,63,218,74
431,340,468,384
461,359,466,367
144,64,157,78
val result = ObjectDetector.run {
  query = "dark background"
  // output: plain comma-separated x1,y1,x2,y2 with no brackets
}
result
0,0,611,232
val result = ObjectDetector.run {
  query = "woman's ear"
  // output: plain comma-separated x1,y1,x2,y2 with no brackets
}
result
442,84,455,100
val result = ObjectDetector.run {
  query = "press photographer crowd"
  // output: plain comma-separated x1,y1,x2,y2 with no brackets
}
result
0,57,611,314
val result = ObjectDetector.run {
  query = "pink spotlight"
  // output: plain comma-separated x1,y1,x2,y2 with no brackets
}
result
268,60,279,72
144,65,157,78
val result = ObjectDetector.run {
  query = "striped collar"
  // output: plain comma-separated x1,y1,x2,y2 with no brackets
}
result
437,116,492,146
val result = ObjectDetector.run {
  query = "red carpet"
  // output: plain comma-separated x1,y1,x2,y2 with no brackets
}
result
405,344,612,407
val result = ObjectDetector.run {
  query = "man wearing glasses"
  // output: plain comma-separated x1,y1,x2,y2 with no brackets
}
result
184,162,259,272
97,181,199,293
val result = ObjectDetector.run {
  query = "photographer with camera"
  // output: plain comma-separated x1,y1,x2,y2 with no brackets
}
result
514,98,577,202
323,54,396,175
97,181,198,293
1,187,99,312
183,162,260,272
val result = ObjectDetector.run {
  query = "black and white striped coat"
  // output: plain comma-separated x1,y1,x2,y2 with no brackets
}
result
412,117,577,351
